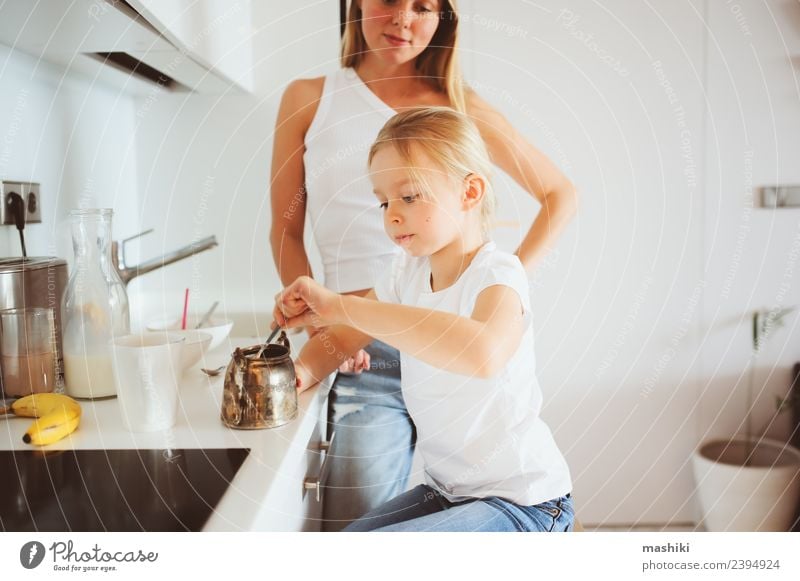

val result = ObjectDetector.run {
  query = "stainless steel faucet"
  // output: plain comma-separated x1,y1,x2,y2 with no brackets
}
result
111,229,219,286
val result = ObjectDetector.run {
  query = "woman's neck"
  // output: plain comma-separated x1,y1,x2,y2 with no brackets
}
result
356,55,421,96
429,231,487,292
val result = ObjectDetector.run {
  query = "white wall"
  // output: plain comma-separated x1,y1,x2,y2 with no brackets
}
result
0,44,141,267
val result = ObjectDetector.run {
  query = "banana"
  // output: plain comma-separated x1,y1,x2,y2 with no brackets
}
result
24,411,81,446
7,393,82,446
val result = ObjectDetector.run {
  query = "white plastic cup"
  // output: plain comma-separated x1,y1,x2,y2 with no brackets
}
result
111,332,185,432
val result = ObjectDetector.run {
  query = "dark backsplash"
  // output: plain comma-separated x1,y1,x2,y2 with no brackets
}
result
0,448,249,532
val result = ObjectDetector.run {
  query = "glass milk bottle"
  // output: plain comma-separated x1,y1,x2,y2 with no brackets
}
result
62,209,130,399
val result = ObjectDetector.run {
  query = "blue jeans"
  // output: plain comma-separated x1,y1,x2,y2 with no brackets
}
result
344,485,575,532
323,340,415,532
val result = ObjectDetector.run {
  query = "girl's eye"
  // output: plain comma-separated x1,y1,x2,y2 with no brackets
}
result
379,195,418,210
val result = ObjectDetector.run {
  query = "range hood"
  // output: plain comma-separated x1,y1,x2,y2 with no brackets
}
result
0,0,250,94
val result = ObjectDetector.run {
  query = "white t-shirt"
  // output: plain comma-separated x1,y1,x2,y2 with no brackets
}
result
374,241,573,505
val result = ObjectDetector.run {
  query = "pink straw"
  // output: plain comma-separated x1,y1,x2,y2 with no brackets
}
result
181,288,190,330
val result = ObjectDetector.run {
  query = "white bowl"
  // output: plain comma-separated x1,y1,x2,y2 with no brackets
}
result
146,314,233,352
173,329,212,370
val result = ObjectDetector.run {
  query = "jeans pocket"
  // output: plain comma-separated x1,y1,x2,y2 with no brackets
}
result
556,496,575,532
532,501,562,531
535,495,577,531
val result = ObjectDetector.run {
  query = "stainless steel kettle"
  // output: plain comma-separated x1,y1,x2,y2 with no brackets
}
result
220,332,298,429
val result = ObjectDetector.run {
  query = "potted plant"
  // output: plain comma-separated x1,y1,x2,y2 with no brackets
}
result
692,307,800,531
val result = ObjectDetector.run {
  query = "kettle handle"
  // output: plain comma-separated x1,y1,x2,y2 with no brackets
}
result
276,331,290,350
232,347,247,367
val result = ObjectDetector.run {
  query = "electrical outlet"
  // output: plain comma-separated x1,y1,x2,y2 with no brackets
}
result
1,181,42,225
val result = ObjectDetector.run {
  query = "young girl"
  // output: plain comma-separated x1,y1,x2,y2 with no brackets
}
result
274,107,574,532
270,0,576,531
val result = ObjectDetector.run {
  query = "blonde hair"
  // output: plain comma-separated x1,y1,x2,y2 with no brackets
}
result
368,107,495,239
341,0,466,113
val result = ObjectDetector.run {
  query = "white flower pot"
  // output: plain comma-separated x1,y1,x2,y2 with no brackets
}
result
692,437,800,531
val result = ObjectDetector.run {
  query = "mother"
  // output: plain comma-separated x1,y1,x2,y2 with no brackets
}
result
270,0,576,531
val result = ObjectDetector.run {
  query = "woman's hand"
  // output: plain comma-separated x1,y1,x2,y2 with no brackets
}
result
338,348,371,374
274,275,343,330
467,90,577,271
294,360,317,394
304,326,371,374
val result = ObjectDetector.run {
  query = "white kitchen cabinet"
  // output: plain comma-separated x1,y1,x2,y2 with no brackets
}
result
248,404,330,532
126,0,254,93
0,0,252,95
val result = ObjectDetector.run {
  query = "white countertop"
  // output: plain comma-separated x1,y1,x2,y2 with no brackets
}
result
0,335,333,531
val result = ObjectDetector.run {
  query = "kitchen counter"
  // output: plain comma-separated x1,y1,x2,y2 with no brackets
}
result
0,335,333,532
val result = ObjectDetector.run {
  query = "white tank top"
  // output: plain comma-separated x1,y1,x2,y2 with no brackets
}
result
302,67,400,292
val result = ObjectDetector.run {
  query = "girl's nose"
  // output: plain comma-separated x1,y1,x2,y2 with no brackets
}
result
386,202,403,224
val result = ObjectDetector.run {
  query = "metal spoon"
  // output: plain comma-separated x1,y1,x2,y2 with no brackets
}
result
200,365,226,377
195,301,219,329
255,324,282,359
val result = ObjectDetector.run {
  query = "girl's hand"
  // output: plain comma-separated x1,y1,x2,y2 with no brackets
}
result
274,275,343,329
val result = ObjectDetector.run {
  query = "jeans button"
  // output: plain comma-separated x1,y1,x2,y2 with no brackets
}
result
542,505,560,518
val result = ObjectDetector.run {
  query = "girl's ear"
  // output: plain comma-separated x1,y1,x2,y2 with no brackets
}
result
462,173,486,211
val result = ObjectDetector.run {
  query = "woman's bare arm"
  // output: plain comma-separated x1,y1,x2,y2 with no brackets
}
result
269,78,324,285
467,90,578,271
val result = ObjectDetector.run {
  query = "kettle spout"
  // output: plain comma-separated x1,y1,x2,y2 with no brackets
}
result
112,233,218,286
